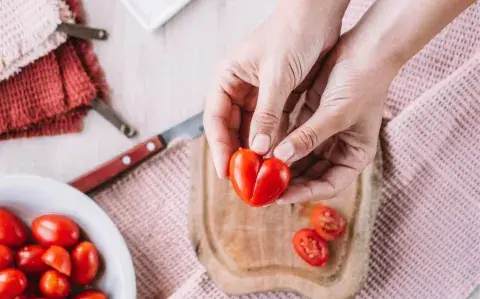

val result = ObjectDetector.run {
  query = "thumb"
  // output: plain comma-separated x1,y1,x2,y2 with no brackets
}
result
273,52,346,163
248,70,292,155
273,105,350,163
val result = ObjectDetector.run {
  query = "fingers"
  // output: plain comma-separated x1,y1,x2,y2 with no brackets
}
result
248,62,293,156
203,97,240,179
276,163,359,205
204,70,249,179
273,105,350,163
273,54,341,163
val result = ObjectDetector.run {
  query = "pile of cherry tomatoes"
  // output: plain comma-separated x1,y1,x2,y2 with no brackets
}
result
293,204,347,267
0,208,107,298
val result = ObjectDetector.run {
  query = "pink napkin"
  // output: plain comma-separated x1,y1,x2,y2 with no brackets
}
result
0,0,72,81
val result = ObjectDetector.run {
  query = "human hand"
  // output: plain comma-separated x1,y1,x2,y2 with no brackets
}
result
203,0,350,179
275,34,399,204
273,0,475,203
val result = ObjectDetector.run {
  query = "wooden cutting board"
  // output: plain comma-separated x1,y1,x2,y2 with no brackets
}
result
189,136,382,299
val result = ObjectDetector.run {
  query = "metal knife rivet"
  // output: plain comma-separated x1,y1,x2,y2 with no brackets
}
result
98,30,106,39
146,142,156,152
122,156,132,165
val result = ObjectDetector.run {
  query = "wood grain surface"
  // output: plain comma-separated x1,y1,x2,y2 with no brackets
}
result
189,136,383,299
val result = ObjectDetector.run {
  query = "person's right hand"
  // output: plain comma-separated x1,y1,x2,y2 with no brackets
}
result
203,0,350,179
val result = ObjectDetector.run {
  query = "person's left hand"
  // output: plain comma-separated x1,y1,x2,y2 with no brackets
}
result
274,35,400,204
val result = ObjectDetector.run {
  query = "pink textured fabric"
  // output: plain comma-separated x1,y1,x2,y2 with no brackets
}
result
90,1,480,298
343,0,480,119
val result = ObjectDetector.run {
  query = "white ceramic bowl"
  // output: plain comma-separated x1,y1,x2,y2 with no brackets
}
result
0,174,136,298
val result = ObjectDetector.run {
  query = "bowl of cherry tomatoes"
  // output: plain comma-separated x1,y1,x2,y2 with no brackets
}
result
0,175,136,298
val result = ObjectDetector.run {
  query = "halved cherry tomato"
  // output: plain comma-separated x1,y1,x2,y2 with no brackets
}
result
71,241,99,285
229,148,261,203
293,228,329,267
32,215,80,247
0,268,27,297
250,158,291,207
229,149,290,207
16,245,49,274
0,208,27,247
39,270,70,298
42,245,71,276
310,205,346,241
0,245,13,270
74,290,108,299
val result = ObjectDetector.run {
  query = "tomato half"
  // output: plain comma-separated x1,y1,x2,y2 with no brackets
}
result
42,245,72,276
0,209,27,247
293,228,329,267
74,290,108,299
250,158,291,207
16,245,49,274
39,270,70,298
71,241,99,285
0,268,27,297
229,149,290,207
229,148,261,203
0,245,13,270
32,215,80,247
310,205,346,241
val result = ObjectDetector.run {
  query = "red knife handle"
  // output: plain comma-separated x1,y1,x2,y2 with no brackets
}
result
69,136,165,194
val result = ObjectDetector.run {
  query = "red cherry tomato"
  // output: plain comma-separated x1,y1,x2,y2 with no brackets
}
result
71,241,99,285
32,215,80,247
39,270,70,298
0,268,27,297
74,290,108,299
293,228,329,267
42,245,72,276
0,245,13,270
0,209,27,247
229,148,261,203
310,205,346,241
229,149,290,207
16,245,49,274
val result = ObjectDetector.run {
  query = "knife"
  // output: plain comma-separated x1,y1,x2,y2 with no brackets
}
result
69,112,204,194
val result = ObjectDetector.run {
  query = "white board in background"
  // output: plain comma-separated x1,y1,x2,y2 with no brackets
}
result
120,0,192,31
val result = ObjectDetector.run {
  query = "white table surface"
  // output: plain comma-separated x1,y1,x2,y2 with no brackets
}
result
0,0,275,182
0,0,478,298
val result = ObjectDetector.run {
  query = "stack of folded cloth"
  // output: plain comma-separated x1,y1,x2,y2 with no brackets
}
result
0,0,107,139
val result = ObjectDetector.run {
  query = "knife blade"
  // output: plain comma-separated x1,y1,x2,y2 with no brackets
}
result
69,112,204,194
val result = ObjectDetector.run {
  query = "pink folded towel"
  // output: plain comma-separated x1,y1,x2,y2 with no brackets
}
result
0,0,73,81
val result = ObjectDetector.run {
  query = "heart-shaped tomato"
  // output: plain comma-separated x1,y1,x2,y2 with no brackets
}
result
229,148,291,207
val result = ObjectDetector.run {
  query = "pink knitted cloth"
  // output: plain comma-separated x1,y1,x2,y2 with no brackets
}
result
91,1,480,298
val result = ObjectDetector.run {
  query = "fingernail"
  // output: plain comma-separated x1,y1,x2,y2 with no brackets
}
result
274,141,295,162
251,134,270,154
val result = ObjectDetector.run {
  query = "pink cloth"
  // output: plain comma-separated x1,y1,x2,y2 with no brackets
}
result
91,1,480,298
